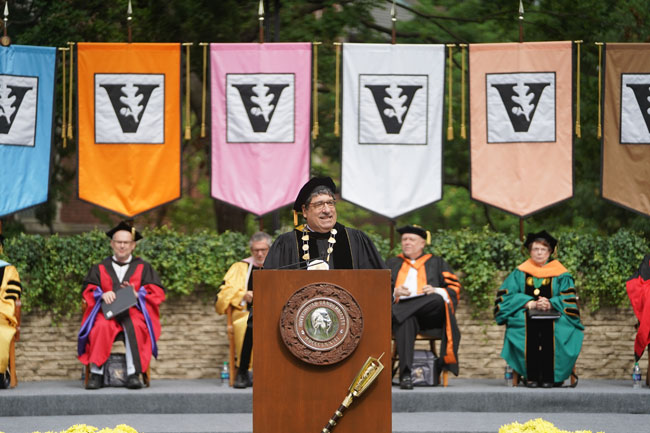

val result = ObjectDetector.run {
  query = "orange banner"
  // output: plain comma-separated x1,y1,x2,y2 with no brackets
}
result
77,43,181,217
602,43,650,216
469,41,573,217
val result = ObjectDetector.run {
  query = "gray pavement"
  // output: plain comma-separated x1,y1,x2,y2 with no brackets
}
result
1,379,650,433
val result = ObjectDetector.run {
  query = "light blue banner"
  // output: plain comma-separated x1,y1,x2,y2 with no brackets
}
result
0,44,56,217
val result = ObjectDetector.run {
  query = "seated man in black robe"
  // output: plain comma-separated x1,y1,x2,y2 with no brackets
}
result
386,225,461,389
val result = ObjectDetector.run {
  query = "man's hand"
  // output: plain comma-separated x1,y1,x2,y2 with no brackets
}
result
243,290,253,303
102,291,116,304
536,296,551,311
120,281,136,296
423,286,450,304
393,285,411,298
526,297,551,311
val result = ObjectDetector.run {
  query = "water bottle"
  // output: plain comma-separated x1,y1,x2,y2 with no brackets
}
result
632,362,641,389
504,364,513,386
220,361,230,387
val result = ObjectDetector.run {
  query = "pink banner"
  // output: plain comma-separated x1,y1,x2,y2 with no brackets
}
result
210,43,311,216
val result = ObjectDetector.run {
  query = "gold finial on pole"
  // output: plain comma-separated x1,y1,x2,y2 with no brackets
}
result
596,42,603,139
258,0,264,44
518,0,524,43
390,0,397,45
1,1,11,47
127,0,133,43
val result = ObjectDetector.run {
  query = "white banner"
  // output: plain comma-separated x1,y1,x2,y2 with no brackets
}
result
341,43,445,218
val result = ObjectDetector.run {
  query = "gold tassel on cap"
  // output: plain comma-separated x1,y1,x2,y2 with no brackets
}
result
183,42,193,141
293,210,298,227
446,44,454,141
67,42,75,139
460,44,467,140
575,40,582,138
59,47,69,148
596,42,603,139
334,42,341,137
200,42,208,138
426,230,431,246
311,41,321,141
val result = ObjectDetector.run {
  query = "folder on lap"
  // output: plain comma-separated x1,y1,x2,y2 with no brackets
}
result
102,288,137,319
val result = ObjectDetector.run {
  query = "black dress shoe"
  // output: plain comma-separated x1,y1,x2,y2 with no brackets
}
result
1,368,11,389
126,374,143,389
525,381,538,388
86,373,103,390
541,382,554,388
233,371,248,389
399,375,413,390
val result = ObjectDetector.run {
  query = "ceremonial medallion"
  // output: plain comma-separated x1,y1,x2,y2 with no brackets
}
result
280,282,363,365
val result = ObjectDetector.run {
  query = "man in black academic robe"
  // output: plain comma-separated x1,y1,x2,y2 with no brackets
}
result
264,177,385,270
386,225,461,389
231,177,385,387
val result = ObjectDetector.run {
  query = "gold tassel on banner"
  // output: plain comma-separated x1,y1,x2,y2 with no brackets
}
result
183,42,193,141
200,42,208,138
334,42,341,137
67,42,75,140
446,44,454,141
460,43,467,140
59,47,69,148
311,41,321,141
575,40,582,138
596,42,603,139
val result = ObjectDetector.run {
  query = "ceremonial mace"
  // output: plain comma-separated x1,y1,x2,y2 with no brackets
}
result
321,353,385,433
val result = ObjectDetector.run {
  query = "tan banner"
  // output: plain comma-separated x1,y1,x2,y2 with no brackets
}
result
602,43,650,216
469,41,573,217
77,43,181,217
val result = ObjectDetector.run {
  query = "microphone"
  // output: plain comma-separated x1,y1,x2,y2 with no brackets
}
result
274,254,328,270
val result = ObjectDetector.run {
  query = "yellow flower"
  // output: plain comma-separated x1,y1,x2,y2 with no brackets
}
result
30,424,139,433
498,418,603,433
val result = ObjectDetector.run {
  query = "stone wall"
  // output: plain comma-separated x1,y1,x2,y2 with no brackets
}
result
13,292,646,382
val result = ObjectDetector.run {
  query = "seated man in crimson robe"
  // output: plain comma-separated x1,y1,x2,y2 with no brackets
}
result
627,254,650,372
78,221,166,390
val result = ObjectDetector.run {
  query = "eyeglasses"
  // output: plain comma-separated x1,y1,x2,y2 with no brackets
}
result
308,199,336,210
531,247,549,253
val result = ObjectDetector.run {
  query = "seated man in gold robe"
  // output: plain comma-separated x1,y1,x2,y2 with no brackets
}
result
215,232,271,388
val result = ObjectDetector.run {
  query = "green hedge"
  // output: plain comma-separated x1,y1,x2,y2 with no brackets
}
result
0,227,646,319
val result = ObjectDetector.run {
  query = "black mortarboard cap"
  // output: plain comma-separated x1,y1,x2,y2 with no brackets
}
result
106,220,143,241
523,230,557,251
397,225,430,244
293,177,337,212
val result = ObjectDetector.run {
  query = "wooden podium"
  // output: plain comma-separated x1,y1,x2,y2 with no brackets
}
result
253,270,391,433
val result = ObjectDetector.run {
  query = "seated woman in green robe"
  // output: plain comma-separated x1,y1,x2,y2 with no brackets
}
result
494,230,583,388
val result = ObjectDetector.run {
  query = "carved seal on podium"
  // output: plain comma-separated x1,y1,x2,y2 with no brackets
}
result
279,282,363,365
